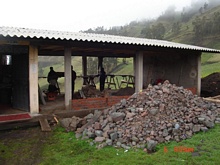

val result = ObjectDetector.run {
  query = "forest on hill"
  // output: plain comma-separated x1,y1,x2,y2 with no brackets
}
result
83,0,220,47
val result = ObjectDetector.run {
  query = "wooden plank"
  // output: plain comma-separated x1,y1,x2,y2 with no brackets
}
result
203,97,220,103
209,95,220,99
39,118,51,131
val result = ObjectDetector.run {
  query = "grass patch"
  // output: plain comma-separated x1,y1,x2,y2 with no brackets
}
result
201,62,220,78
40,124,220,165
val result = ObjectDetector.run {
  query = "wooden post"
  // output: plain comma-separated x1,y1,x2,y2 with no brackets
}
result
197,53,201,96
135,51,143,93
82,55,87,76
64,47,72,110
29,45,39,114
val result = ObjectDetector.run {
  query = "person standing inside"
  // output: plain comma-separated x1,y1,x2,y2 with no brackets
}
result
71,65,77,99
99,67,106,92
47,67,58,92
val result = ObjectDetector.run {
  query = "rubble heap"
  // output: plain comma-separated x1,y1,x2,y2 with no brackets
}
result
201,72,220,97
61,80,220,150
81,85,103,98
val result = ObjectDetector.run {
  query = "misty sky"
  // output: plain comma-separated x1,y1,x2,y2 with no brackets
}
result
0,0,201,32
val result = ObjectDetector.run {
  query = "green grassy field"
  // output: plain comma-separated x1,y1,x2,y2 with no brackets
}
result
40,124,220,164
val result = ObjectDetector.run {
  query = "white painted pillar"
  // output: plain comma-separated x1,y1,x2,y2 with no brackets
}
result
135,51,143,93
197,53,201,96
29,45,39,114
82,55,87,76
64,47,72,110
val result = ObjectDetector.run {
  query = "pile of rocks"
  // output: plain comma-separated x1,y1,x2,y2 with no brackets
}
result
81,85,103,98
61,80,220,150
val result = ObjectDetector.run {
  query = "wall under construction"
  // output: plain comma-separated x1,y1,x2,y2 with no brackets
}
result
142,50,201,94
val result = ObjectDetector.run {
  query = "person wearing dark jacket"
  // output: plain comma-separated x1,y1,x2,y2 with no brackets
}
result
47,67,58,92
71,65,77,98
99,67,106,92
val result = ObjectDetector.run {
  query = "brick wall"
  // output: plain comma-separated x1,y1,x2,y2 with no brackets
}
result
72,96,130,110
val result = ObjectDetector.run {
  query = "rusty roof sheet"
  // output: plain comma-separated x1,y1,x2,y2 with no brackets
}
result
1,26,220,53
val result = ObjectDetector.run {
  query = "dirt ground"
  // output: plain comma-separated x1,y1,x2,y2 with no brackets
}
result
201,72,220,97
0,126,52,165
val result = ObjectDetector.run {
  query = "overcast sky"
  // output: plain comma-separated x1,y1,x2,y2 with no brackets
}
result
0,0,194,32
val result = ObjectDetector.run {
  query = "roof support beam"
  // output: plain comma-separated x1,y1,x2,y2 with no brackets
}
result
29,45,39,114
197,53,201,96
135,51,143,93
82,55,87,76
64,47,72,110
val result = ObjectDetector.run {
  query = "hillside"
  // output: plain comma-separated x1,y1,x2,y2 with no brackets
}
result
39,2,220,92
83,3,220,78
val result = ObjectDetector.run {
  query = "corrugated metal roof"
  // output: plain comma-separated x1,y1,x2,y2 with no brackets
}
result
1,26,220,53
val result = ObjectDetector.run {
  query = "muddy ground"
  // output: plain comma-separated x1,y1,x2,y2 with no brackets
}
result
0,126,52,165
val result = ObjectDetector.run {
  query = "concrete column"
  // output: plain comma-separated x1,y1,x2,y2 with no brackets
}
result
82,55,87,76
135,51,143,93
64,47,72,110
133,57,136,75
29,45,39,114
197,53,201,96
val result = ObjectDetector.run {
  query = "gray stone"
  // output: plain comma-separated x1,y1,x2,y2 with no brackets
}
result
110,132,118,140
121,99,127,107
106,139,113,146
87,131,95,138
132,141,136,146
132,136,139,142
215,121,220,124
165,135,171,141
201,127,208,132
94,122,102,130
125,146,131,150
149,109,158,115
163,129,168,137
167,123,172,127
94,137,105,143
121,144,126,149
147,140,157,151
60,118,72,128
81,136,89,140
95,130,103,137
204,121,214,128
174,136,180,142
103,124,110,132
82,129,88,137
85,113,93,119
111,112,125,122
75,133,82,139
193,125,201,133
116,141,121,147
126,112,136,119
198,117,205,122
107,116,113,122
186,130,193,138
175,123,180,129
